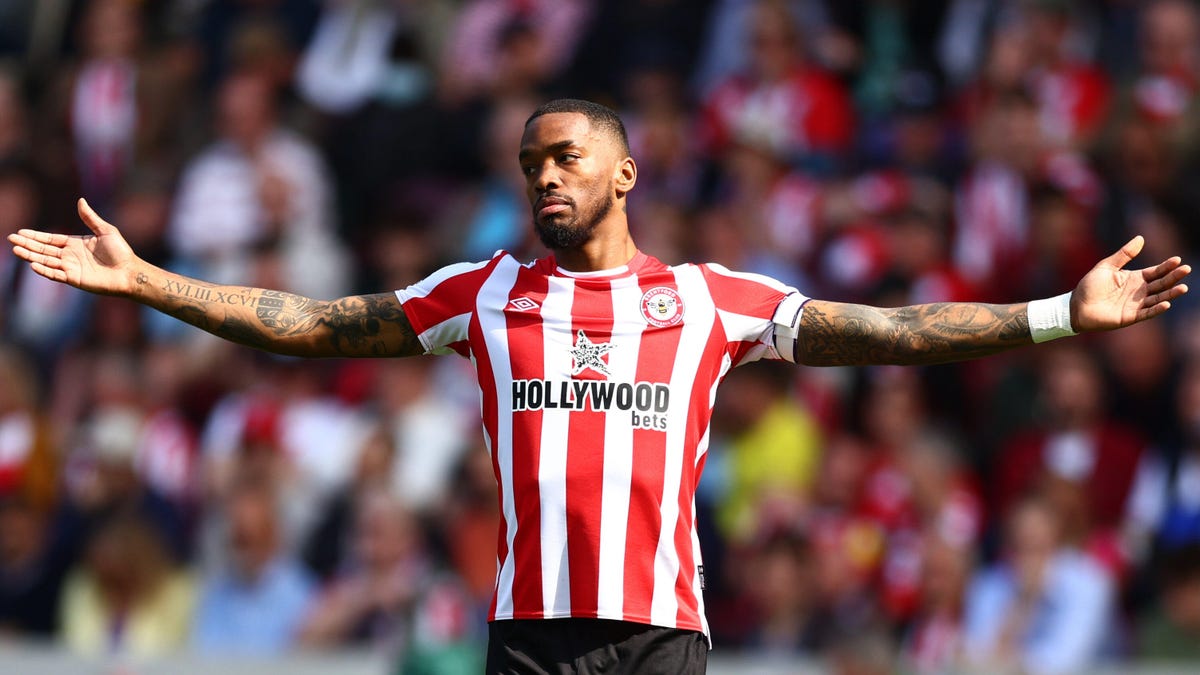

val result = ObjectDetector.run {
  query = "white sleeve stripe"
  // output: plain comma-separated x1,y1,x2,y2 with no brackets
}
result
416,312,472,354
394,258,494,302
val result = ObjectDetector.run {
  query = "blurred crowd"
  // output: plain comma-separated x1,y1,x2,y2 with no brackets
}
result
3,0,1200,673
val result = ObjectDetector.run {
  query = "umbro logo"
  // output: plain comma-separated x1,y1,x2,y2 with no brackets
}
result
507,297,539,312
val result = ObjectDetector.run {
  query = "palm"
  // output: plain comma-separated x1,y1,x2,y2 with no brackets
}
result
62,231,132,291
7,199,136,295
1072,236,1190,332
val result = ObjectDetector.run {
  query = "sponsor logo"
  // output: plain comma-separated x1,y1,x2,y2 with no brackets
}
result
507,297,539,312
640,287,684,328
511,379,671,431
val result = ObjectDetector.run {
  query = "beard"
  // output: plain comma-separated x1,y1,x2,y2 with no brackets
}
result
533,189,616,250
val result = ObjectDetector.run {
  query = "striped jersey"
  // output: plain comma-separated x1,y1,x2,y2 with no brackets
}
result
395,251,807,635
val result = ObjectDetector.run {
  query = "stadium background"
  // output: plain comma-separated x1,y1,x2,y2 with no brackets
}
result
2,0,1200,673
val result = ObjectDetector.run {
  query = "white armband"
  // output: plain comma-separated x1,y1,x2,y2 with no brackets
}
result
1027,292,1076,343
772,293,808,362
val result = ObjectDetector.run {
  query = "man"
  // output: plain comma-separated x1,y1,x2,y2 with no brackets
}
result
8,99,1190,673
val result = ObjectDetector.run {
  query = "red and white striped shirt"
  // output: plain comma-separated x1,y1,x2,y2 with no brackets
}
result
396,251,806,635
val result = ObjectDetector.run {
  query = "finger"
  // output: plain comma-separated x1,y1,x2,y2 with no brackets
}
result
1141,256,1186,282
1101,235,1145,270
1137,301,1172,323
77,198,116,236
1144,283,1188,307
11,229,72,247
9,233,64,258
29,261,67,283
12,245,64,269
1145,264,1192,295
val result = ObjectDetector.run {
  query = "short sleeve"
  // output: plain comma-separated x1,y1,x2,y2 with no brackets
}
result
395,257,499,355
700,263,809,366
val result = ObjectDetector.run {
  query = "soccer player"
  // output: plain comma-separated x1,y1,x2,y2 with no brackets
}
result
8,99,1190,673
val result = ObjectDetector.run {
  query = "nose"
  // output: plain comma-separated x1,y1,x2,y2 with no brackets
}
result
529,162,561,194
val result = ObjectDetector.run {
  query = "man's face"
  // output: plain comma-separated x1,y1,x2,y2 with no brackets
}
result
519,112,620,250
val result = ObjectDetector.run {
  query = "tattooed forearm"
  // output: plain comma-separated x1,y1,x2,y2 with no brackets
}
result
248,290,420,357
138,270,422,357
796,300,1031,367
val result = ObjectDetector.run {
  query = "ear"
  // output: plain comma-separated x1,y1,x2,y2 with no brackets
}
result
614,156,637,196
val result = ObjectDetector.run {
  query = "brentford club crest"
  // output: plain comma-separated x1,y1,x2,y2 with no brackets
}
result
640,287,685,328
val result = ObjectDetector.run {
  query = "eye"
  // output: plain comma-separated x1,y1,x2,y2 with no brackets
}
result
521,165,536,176
559,153,580,163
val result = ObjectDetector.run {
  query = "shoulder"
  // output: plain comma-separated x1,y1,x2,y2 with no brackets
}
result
694,261,799,294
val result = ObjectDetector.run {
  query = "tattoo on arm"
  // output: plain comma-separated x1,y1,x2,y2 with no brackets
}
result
153,275,421,357
251,290,421,357
796,301,1031,366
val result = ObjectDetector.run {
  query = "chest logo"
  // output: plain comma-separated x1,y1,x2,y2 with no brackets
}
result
570,330,613,377
507,297,539,312
640,287,685,328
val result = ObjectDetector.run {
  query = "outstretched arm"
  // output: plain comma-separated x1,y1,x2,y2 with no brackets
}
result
8,199,423,358
795,236,1190,367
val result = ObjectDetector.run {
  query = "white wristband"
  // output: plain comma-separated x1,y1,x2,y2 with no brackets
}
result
1027,292,1076,343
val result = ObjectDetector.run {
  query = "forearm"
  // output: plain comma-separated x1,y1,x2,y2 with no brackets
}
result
796,299,1033,367
127,259,419,357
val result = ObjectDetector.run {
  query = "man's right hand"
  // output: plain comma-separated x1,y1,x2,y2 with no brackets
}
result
10,198,423,358
8,198,141,296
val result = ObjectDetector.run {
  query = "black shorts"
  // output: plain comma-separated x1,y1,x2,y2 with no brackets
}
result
486,618,708,674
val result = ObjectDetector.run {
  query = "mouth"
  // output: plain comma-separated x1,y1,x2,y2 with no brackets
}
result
536,196,572,219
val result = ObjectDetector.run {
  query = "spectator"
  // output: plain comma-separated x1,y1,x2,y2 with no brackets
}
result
303,424,396,581
739,529,821,655
712,361,822,545
296,0,405,116
963,495,1116,674
1020,0,1112,151
52,399,190,564
901,527,973,674
189,0,320,89
167,68,350,300
191,478,315,655
952,91,1042,299
58,514,195,657
45,0,190,211
437,0,593,105
374,357,474,513
0,162,90,354
299,488,475,661
698,0,854,168
1113,0,1200,159
0,493,69,637
994,345,1145,535
880,205,974,306
451,95,542,261
0,67,28,163
0,345,55,510
1137,544,1200,660
438,443,502,612
1125,358,1200,563
1102,318,1176,445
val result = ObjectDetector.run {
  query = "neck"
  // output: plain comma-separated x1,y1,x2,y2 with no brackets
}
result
552,213,639,273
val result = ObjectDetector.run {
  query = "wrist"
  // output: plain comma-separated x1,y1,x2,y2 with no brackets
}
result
124,258,153,299
1027,292,1076,343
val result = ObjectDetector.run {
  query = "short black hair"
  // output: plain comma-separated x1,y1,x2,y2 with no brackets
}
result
526,98,630,155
